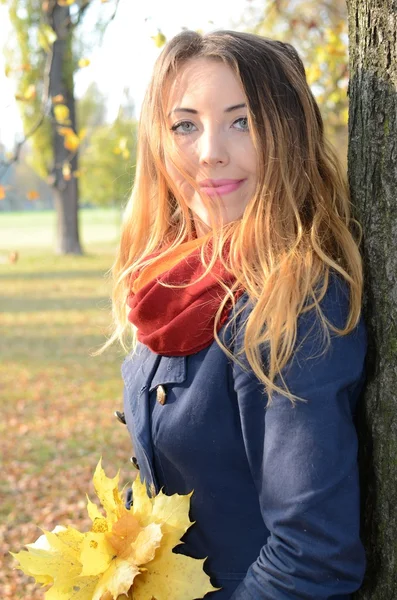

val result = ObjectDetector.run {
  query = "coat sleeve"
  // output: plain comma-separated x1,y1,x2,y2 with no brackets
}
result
229,276,367,600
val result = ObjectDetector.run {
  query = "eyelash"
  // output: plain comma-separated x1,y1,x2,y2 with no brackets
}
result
170,116,249,136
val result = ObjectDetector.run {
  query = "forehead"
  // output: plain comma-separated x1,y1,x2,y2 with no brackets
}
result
166,57,245,111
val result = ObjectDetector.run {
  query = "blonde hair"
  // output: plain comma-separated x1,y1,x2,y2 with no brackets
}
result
104,30,363,405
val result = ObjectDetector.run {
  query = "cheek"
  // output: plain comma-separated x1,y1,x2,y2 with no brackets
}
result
164,157,195,200
164,157,184,187
164,157,179,183
239,141,258,176
166,136,199,172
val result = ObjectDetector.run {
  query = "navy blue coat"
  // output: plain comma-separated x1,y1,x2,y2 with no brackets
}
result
121,274,367,599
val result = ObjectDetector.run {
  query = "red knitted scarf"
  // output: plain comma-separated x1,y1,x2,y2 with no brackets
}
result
127,235,245,356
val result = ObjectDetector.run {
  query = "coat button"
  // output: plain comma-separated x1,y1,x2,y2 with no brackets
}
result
114,410,126,424
156,384,167,405
130,456,140,470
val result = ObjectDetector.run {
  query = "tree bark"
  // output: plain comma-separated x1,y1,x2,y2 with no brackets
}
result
347,1,397,597
50,4,83,255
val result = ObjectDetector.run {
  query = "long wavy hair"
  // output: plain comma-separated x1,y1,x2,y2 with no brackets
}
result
104,30,363,405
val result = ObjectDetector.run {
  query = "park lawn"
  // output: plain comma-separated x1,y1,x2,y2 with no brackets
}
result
0,239,135,599
0,207,122,250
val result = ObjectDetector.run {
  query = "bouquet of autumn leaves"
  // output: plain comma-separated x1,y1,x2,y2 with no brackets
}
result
12,460,217,600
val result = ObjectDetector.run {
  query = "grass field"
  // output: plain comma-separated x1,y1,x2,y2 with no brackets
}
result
0,210,134,599
0,208,123,250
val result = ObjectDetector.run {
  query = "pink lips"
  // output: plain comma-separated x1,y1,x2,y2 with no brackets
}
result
199,178,246,196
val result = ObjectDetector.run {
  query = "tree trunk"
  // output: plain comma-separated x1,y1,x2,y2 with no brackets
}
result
347,1,397,598
50,4,83,255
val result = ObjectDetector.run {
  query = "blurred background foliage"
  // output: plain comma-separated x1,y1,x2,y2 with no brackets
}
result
245,0,349,161
77,84,137,207
1,0,137,218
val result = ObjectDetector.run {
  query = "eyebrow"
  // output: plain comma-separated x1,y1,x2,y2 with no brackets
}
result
168,103,247,117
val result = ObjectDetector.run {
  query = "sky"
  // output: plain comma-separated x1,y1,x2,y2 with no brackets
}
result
0,0,253,150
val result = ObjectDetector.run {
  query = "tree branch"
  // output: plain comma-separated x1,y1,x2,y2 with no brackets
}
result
73,0,121,37
0,46,54,179
73,0,91,28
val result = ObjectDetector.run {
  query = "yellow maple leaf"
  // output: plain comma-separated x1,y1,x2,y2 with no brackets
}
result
57,126,73,136
52,94,65,104
92,458,124,527
64,133,80,152
152,31,166,48
92,558,141,600
15,84,36,102
78,58,90,68
105,511,142,557
38,24,57,52
133,550,214,600
12,459,218,600
58,127,80,152
0,185,6,200
130,478,218,599
79,531,115,576
54,104,70,125
11,526,93,593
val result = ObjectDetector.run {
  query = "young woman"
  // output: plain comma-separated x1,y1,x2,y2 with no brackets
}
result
108,30,367,599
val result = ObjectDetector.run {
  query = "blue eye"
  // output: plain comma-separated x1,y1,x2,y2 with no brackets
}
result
233,117,249,131
170,121,197,135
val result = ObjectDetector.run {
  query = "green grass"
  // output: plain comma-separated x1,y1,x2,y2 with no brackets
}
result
0,210,135,599
0,207,123,249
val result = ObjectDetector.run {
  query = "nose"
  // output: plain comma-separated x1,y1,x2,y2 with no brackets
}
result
198,129,229,167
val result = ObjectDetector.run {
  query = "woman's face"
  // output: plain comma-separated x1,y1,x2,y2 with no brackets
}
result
165,57,258,235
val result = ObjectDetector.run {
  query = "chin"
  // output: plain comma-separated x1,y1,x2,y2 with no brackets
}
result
188,198,246,230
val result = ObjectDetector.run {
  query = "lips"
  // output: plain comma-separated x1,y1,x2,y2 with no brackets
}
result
198,178,246,196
